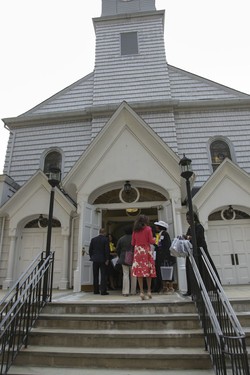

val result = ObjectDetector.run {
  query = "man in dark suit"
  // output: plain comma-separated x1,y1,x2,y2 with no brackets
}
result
89,228,110,295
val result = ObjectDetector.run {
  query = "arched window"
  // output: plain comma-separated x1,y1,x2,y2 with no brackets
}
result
210,139,232,171
43,150,62,177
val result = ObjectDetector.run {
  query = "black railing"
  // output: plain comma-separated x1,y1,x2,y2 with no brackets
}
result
188,247,249,375
0,251,54,375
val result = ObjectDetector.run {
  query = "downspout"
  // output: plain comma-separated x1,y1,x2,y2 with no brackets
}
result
4,124,15,176
0,217,6,264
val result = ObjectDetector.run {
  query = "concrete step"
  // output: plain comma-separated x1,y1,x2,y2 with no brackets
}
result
29,327,205,348
13,346,212,370
36,312,200,330
43,300,196,315
8,366,215,375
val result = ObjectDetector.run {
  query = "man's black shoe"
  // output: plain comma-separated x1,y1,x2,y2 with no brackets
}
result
101,292,109,295
182,292,191,297
94,291,100,294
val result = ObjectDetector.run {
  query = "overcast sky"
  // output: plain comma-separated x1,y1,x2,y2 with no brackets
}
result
1,0,249,174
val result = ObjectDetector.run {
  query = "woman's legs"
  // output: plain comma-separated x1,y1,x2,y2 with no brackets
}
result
122,265,130,295
146,277,152,298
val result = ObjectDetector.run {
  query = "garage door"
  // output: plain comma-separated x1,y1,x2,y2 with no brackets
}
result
207,221,250,285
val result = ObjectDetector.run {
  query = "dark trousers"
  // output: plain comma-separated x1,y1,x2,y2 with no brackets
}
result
93,261,107,294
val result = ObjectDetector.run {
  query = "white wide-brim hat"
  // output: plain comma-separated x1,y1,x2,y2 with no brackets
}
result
154,220,168,230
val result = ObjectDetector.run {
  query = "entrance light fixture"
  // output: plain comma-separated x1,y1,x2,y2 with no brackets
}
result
124,180,132,194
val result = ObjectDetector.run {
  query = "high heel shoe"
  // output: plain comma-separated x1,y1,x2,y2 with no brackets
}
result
147,292,152,299
140,292,145,300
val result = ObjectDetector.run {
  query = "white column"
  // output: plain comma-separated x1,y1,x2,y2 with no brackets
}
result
3,235,16,290
59,234,70,290
170,193,187,293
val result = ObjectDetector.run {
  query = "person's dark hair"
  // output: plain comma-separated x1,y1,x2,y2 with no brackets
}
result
124,225,133,235
186,211,200,223
133,215,149,232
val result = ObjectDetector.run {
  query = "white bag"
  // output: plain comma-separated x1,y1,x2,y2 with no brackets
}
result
170,237,191,258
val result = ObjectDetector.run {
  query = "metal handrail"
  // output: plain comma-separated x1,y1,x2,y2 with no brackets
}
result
0,251,54,375
188,247,249,375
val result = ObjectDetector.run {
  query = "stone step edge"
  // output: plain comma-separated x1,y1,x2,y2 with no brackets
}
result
38,313,199,320
8,366,215,375
31,327,203,336
17,345,209,357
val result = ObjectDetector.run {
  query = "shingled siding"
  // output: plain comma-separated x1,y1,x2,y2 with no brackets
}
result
140,111,178,152
168,66,248,101
175,108,250,186
3,121,92,186
23,74,94,116
93,13,171,106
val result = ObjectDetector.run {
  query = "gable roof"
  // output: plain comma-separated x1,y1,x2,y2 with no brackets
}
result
0,170,76,231
169,65,250,101
15,64,250,119
63,101,181,201
193,158,250,222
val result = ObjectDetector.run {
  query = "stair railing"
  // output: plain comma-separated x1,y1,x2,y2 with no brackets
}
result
0,251,55,375
188,248,249,375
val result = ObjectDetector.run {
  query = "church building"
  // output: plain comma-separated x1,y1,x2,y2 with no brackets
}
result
0,0,250,293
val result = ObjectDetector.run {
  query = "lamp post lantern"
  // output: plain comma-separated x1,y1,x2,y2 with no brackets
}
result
179,155,198,259
43,167,61,301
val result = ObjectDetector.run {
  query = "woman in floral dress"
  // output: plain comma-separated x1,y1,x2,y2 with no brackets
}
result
131,215,156,300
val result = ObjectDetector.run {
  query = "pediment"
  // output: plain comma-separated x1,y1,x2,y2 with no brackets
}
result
193,159,250,219
63,101,181,200
0,170,75,231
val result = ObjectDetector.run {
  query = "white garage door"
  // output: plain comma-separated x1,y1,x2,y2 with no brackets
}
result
17,228,63,288
207,221,250,285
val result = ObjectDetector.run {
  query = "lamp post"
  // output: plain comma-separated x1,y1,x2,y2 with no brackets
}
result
43,167,61,301
179,155,198,259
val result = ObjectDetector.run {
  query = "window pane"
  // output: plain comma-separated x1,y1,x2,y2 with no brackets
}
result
121,32,138,55
210,140,231,171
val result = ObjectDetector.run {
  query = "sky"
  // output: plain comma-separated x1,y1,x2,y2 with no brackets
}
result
1,0,249,174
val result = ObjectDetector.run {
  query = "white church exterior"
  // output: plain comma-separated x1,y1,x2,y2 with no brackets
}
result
0,0,250,293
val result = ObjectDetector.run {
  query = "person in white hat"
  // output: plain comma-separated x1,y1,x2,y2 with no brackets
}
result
153,220,175,293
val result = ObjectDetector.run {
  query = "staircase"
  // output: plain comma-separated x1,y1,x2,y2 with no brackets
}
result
7,293,214,375
7,292,250,375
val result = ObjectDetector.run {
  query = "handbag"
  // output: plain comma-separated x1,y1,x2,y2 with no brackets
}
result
124,248,134,266
170,237,191,258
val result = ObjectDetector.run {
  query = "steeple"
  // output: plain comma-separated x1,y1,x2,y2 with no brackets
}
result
93,0,171,107
102,0,156,17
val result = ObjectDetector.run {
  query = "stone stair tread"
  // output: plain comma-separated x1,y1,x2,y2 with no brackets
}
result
20,345,209,357
8,366,215,375
31,327,203,335
38,312,198,320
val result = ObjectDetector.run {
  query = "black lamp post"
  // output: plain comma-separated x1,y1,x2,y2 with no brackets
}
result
179,155,198,259
45,167,61,258
43,167,61,301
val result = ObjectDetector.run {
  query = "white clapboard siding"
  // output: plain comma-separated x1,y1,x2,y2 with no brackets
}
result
3,122,92,186
23,74,94,116
168,65,250,100
92,13,171,106
175,108,250,186
140,112,178,152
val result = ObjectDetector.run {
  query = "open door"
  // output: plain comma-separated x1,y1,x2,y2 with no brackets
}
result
158,201,174,239
81,203,102,289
